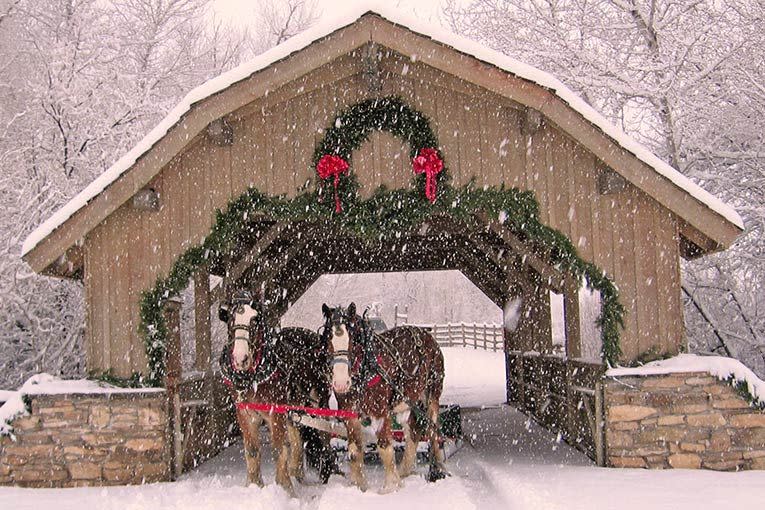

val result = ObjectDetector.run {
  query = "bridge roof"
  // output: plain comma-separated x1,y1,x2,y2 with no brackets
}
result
22,3,743,275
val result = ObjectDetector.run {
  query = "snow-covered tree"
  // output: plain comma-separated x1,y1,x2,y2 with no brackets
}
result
0,0,319,389
445,0,765,375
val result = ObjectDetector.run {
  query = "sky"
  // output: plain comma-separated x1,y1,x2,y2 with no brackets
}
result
210,0,450,29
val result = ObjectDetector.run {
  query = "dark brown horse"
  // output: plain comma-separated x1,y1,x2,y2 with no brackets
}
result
219,290,335,494
320,303,448,493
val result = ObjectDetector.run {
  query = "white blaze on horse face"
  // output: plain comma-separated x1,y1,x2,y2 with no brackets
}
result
232,304,258,370
331,324,351,394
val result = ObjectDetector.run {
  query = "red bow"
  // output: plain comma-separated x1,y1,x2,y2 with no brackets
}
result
317,154,350,213
412,148,443,203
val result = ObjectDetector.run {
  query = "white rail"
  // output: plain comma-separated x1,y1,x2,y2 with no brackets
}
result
413,322,505,352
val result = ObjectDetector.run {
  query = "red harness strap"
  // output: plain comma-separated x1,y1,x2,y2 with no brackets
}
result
235,401,359,420
366,374,382,387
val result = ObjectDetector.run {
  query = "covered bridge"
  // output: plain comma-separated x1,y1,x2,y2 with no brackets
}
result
20,7,743,472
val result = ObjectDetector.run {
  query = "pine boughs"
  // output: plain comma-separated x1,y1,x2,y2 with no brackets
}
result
313,96,447,208
139,184,624,386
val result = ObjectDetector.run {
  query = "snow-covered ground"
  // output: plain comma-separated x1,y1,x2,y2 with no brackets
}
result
2,347,765,509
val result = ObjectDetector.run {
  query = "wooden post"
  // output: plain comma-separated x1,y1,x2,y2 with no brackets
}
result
595,381,605,467
194,268,214,468
163,298,184,479
564,280,582,359
194,268,212,372
516,272,552,353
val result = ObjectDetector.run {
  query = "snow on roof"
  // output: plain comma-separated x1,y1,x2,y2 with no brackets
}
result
0,373,163,437
21,2,744,257
607,353,765,407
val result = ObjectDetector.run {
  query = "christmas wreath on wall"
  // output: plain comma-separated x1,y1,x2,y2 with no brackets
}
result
313,96,445,212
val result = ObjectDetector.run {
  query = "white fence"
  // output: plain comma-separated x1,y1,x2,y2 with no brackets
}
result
414,322,505,352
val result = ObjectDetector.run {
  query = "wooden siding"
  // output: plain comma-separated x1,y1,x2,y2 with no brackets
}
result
84,49,684,376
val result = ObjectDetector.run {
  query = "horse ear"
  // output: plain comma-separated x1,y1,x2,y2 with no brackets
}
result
348,302,356,317
218,305,229,323
322,303,331,318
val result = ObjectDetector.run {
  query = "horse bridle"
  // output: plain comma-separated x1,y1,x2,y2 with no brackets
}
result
219,290,269,394
323,307,376,388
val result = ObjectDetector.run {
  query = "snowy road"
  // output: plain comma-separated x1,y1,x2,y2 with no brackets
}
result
2,348,765,509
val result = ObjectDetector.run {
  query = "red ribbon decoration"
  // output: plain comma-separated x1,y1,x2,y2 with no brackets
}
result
412,148,443,203
317,154,350,213
236,401,359,419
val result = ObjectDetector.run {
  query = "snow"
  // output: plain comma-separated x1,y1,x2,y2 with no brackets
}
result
0,373,163,437
440,347,506,408
2,349,765,508
21,1,742,257
607,353,765,406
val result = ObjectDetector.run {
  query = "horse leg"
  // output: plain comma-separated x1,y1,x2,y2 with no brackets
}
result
267,414,295,496
346,418,368,492
426,399,449,482
378,414,401,493
286,421,305,483
238,409,264,487
398,409,417,478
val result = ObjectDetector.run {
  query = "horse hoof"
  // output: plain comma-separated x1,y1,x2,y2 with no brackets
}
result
426,469,449,482
380,481,401,494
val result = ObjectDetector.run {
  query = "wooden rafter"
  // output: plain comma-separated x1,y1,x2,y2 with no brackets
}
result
475,213,568,293
248,229,317,301
226,221,289,285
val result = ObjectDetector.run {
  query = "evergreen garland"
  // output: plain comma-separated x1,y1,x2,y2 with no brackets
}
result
313,96,447,208
139,184,624,387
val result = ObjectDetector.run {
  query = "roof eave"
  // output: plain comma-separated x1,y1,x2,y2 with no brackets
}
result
22,11,743,273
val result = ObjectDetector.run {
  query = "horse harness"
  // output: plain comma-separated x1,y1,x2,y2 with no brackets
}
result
328,316,432,411
219,312,282,401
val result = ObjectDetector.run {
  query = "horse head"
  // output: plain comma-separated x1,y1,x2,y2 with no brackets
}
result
320,302,369,395
220,289,265,372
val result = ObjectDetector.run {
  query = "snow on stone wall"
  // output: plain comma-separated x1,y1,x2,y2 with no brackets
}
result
0,387,169,487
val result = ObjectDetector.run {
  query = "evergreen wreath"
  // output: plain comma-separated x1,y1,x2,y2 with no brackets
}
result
136,97,625,387
313,96,446,211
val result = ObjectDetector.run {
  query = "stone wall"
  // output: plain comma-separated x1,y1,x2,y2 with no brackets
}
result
0,391,170,487
605,372,765,470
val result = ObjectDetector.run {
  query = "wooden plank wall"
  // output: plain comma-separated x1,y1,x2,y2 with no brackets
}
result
84,48,684,376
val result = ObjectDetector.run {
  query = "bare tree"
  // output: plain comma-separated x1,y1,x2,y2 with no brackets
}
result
446,0,765,374
0,0,290,389
244,0,319,56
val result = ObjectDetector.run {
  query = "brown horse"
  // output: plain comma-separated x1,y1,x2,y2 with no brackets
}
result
219,290,335,494
320,303,448,493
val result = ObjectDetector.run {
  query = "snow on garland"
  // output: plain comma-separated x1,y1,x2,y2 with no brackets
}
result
313,96,446,211
138,183,624,387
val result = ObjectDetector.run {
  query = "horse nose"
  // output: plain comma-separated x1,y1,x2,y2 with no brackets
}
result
333,381,349,394
236,353,249,369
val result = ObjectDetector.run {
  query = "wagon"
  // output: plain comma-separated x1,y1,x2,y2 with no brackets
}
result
290,403,463,462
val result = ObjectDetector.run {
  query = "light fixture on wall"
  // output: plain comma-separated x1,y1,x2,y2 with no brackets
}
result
362,42,382,93
597,168,627,195
132,187,160,211
206,118,234,146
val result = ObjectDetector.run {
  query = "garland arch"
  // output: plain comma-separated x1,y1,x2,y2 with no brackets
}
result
135,97,625,387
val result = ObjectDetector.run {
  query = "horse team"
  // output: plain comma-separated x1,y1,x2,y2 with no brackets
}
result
218,290,448,495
